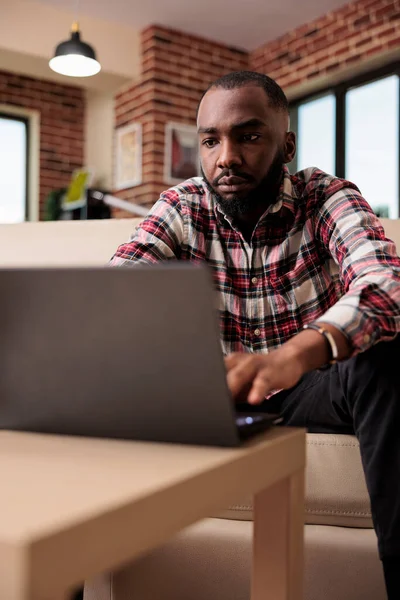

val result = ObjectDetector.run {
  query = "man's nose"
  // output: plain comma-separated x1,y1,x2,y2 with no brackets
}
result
217,140,242,170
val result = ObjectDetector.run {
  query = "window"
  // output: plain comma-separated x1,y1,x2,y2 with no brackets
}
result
296,94,336,176
0,113,29,223
346,76,399,218
290,64,400,218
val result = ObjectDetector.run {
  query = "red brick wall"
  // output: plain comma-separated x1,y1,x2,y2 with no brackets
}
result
0,70,85,219
114,1,399,215
114,25,249,214
251,0,400,91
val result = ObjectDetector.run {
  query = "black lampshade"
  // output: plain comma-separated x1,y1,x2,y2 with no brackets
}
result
49,23,101,77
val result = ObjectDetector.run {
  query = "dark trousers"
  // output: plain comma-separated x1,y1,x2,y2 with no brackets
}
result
241,335,400,598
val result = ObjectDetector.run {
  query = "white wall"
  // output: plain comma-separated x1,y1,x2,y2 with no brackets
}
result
0,0,139,92
85,90,115,190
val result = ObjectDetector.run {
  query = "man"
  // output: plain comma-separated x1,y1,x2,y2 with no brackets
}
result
111,71,400,597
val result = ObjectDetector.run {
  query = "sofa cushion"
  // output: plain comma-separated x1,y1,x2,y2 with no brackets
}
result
84,519,385,600
216,433,373,528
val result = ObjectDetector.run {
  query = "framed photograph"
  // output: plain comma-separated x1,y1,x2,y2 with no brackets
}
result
114,122,142,190
164,122,200,184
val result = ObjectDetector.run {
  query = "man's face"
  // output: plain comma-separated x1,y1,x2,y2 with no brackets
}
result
197,85,296,218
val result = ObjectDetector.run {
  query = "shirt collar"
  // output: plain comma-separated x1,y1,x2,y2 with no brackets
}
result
265,165,294,216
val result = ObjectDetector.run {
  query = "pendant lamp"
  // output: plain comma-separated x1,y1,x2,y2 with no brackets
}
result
49,21,101,78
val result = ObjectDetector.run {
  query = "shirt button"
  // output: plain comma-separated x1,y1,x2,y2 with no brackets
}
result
363,334,371,344
254,328,261,337
251,277,258,284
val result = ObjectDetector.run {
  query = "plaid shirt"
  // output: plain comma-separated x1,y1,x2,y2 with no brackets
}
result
111,167,400,356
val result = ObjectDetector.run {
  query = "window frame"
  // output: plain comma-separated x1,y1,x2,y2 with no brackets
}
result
0,105,40,222
289,62,400,215
0,112,30,221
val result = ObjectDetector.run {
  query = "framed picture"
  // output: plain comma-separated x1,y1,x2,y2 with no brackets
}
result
164,122,200,185
114,122,142,190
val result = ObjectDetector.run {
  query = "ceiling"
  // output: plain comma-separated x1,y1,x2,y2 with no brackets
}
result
36,0,349,50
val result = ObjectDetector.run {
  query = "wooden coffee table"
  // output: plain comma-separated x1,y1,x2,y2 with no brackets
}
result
0,427,305,600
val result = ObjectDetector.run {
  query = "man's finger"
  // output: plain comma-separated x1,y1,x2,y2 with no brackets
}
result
227,356,261,398
224,353,243,371
248,368,275,404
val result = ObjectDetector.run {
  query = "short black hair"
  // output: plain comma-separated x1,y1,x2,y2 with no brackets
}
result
199,71,289,114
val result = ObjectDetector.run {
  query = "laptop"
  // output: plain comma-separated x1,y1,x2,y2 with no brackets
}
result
0,264,280,447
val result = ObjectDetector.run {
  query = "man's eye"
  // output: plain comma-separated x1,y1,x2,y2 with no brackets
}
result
202,139,218,148
242,134,260,142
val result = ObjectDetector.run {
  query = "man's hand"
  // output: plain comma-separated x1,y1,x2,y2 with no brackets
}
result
224,323,351,405
225,346,305,405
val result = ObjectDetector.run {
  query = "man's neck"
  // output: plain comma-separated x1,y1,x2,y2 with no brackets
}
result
212,174,285,240
234,186,281,240
234,207,268,242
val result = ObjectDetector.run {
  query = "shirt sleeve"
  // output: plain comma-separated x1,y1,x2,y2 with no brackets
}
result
313,187,400,354
109,189,186,266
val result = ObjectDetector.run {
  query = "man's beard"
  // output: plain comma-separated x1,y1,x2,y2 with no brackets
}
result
201,149,285,220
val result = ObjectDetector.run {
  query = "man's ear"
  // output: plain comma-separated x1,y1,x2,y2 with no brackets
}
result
284,131,296,164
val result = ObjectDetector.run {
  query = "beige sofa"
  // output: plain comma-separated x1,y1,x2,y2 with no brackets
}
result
1,216,398,600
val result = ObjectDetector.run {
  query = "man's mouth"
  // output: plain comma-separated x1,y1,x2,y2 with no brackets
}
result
218,176,250,192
